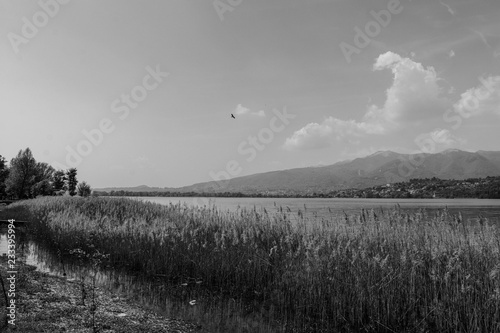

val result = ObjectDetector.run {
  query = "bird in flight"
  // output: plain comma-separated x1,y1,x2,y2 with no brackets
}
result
231,114,235,119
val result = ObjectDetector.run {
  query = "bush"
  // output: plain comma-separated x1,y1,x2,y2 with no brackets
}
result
77,182,92,197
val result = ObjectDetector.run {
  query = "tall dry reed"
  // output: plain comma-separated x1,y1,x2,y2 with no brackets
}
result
8,196,500,332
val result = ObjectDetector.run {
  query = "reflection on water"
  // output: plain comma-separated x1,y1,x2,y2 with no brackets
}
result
0,224,28,258
0,233,9,256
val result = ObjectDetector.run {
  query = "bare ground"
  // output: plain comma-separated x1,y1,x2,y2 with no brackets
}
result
0,258,201,333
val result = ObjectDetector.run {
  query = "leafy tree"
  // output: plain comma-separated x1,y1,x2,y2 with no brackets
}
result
5,148,38,199
77,181,92,197
52,170,67,194
34,162,54,182
31,179,53,197
66,168,78,196
31,162,55,197
0,155,9,199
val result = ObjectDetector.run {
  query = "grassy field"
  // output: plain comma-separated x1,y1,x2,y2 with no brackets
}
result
4,196,500,332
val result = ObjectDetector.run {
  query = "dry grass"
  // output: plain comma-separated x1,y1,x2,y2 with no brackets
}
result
6,196,500,332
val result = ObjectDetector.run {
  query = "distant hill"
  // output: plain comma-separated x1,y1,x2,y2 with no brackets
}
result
95,149,500,195
477,150,500,169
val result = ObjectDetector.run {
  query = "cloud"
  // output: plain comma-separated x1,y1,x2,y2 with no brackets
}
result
373,51,403,69
254,110,266,117
283,121,333,151
283,118,383,150
234,104,266,117
284,52,450,151
415,128,466,153
369,51,449,125
453,76,500,117
235,104,250,115
429,128,464,146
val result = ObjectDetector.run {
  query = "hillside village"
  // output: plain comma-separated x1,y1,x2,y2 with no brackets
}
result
327,176,500,199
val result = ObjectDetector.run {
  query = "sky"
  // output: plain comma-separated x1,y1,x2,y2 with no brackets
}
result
0,0,499,188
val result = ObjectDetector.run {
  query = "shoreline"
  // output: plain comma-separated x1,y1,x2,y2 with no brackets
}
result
0,258,200,332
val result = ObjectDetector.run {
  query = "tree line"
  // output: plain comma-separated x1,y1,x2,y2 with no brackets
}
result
0,148,92,200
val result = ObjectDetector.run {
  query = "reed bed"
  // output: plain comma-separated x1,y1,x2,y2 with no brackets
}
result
8,196,500,332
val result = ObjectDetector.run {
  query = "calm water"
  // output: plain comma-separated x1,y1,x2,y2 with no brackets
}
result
0,223,28,257
130,197,500,223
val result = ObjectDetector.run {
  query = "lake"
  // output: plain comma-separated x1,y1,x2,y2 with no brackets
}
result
129,197,500,224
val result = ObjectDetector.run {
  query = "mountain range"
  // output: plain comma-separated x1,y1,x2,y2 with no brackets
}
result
96,149,500,194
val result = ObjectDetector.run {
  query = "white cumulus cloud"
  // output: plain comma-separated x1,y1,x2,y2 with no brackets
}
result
415,128,466,153
234,104,266,117
284,51,450,151
453,76,500,118
283,118,384,151
235,104,250,115
369,51,449,126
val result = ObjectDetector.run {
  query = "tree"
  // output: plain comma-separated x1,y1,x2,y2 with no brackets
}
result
31,162,55,197
66,168,78,196
31,179,53,197
0,155,9,199
5,148,38,199
77,181,92,197
52,170,67,195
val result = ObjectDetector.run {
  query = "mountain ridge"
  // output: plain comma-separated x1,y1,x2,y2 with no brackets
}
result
96,149,500,194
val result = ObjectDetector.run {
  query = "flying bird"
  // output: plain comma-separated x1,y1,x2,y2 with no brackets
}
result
231,114,235,119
